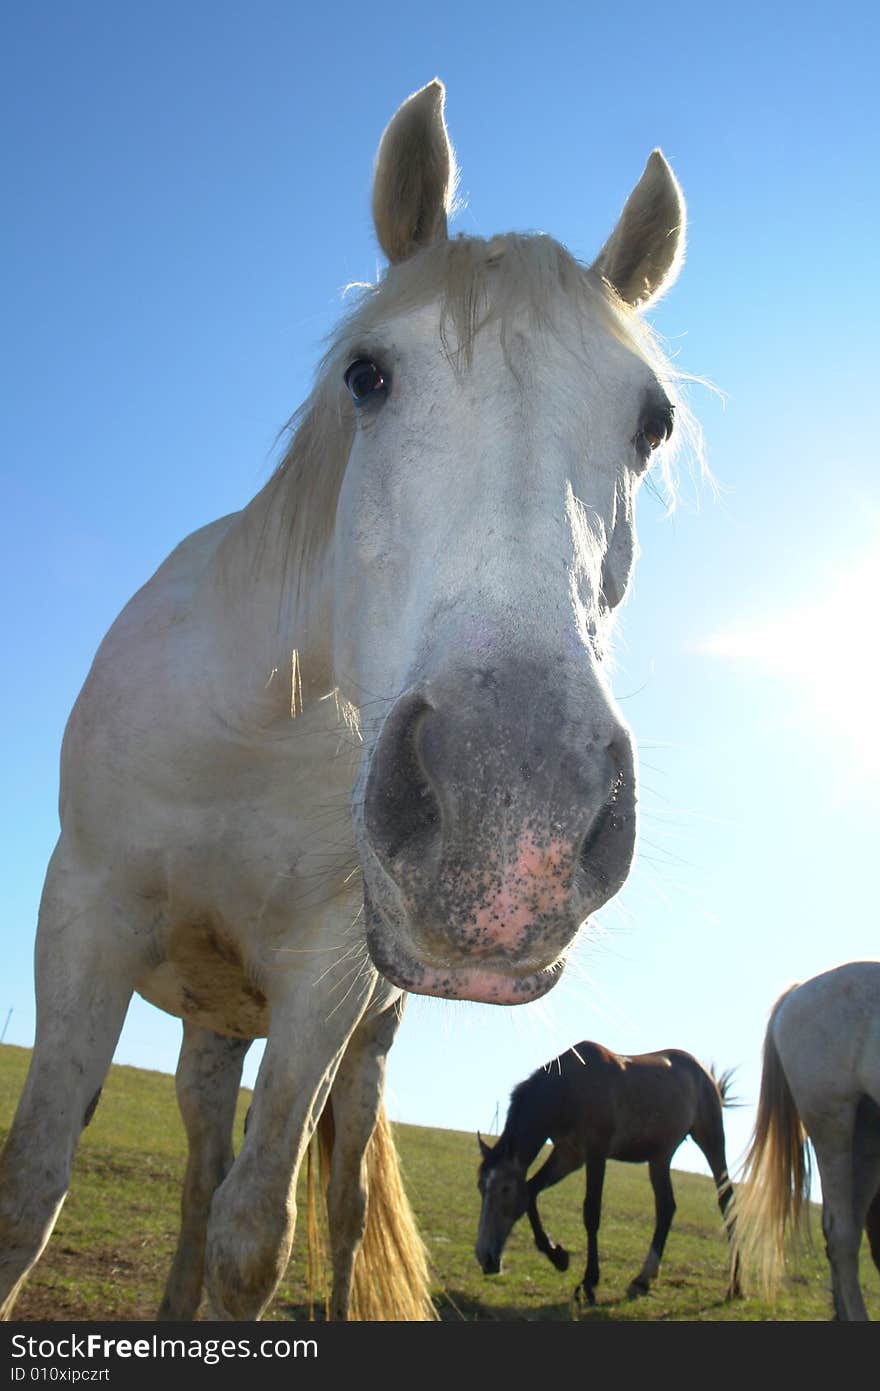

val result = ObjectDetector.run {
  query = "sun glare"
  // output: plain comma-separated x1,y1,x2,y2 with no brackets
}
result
702,541,880,778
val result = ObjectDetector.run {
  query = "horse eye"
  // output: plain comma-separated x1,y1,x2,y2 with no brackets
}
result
344,358,388,406
637,408,674,456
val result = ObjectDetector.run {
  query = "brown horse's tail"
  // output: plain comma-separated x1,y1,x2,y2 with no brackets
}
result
728,985,811,1298
306,1100,437,1320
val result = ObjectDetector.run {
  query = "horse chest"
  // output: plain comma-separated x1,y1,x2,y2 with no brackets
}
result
129,779,362,1038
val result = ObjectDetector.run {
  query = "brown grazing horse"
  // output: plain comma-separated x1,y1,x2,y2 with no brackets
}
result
476,1042,739,1304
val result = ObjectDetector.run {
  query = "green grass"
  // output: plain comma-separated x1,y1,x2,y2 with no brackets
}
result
1,1043,877,1321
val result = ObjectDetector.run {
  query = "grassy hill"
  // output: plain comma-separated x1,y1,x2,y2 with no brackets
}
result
1,1043,877,1321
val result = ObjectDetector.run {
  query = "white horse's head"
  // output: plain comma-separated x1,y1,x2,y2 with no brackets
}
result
290,82,689,1006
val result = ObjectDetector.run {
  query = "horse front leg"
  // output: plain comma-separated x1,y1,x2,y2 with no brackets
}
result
323,988,405,1320
202,936,374,1321
525,1142,582,1272
628,1156,676,1298
575,1156,606,1306
157,1023,252,1320
0,853,145,1318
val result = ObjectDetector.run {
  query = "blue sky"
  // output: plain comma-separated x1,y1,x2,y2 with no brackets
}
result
2,1,879,1207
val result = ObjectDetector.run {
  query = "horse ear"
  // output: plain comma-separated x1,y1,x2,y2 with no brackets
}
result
591,149,685,309
372,78,457,265
477,1131,492,1159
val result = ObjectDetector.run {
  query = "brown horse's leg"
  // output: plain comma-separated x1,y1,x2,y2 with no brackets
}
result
714,1166,740,1296
574,1155,606,1306
628,1156,675,1298
690,1108,740,1295
525,1143,581,1271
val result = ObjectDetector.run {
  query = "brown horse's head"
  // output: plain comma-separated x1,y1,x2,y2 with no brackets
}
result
474,1133,529,1275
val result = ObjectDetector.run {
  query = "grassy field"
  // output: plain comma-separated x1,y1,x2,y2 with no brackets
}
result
1,1043,877,1322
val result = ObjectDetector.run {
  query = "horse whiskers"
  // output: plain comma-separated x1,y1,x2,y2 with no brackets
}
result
270,942,362,956
324,955,374,1021
642,805,740,828
262,882,359,914
636,839,698,869
312,942,370,991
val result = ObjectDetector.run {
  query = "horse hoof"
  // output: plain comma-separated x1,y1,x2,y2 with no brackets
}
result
627,1280,649,1300
550,1245,570,1272
573,1284,595,1307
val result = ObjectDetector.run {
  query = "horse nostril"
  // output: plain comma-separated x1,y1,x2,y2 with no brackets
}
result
364,689,442,866
579,798,613,877
578,762,631,883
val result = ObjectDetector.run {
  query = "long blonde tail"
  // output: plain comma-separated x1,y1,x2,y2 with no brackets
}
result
307,1101,437,1320
729,987,811,1297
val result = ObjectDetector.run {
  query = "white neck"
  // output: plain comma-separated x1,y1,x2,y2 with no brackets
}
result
195,477,338,735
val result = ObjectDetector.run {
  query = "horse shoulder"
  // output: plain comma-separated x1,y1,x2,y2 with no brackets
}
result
56,505,351,902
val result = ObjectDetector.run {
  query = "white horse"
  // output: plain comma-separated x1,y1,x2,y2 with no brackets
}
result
732,961,880,1320
0,79,693,1321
